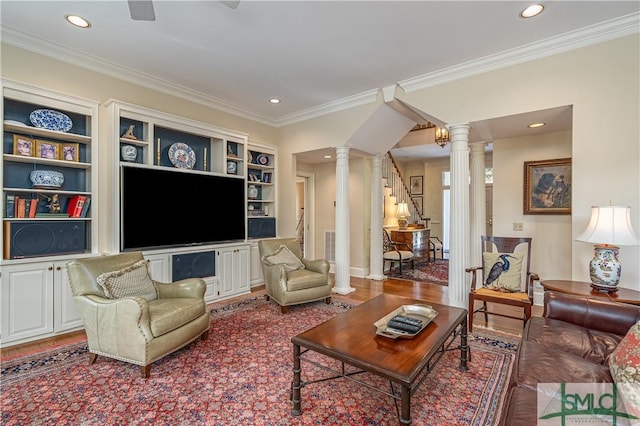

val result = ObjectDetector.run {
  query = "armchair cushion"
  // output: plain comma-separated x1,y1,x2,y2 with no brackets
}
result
286,269,329,291
148,298,207,337
262,244,305,271
96,259,158,301
482,251,523,292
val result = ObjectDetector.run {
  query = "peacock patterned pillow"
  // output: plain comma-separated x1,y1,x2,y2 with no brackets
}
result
482,252,524,292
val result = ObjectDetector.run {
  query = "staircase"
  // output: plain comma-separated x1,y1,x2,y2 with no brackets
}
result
382,152,427,226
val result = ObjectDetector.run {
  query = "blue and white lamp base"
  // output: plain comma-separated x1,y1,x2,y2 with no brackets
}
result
589,245,621,293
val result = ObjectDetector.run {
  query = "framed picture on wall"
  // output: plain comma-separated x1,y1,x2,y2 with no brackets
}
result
411,196,423,215
523,157,571,215
410,176,423,195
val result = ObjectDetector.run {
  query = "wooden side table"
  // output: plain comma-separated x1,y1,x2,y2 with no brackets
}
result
541,280,640,306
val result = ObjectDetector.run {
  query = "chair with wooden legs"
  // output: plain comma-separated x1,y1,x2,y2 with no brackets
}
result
466,236,539,333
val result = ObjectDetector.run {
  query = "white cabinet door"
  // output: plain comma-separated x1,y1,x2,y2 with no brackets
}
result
145,253,170,282
1,263,54,344
235,245,250,294
250,242,264,287
53,262,82,332
218,245,250,300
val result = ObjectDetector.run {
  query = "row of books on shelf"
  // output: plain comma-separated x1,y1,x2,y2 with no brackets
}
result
5,194,90,219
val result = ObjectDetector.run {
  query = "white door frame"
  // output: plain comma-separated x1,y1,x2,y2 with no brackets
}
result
296,172,315,259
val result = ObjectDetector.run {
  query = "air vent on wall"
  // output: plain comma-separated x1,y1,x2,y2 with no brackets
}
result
324,230,335,263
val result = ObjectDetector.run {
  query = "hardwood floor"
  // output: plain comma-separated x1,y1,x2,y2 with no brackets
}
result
0,275,542,359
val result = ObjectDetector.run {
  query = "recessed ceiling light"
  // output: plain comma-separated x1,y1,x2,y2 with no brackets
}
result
528,122,545,128
269,98,281,104
323,155,332,159
65,14,91,28
520,4,544,19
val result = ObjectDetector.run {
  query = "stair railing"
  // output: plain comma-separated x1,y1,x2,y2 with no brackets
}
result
383,152,428,226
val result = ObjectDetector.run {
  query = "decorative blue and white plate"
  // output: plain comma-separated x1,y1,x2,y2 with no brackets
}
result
256,154,270,166
29,109,73,132
168,142,196,169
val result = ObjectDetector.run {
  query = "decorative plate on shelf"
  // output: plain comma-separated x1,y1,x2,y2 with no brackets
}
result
168,142,196,169
29,109,73,132
256,154,270,166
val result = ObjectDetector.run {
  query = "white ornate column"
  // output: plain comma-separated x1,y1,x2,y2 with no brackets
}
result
333,146,355,294
469,142,487,268
448,124,471,308
367,154,385,280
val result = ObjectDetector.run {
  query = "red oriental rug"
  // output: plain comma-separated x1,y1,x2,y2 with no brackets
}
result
1,294,517,425
392,259,449,285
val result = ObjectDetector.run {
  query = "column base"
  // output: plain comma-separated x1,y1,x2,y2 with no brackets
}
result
332,286,356,295
366,273,386,281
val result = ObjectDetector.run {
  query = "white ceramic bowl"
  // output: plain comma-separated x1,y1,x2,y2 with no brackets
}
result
30,170,64,188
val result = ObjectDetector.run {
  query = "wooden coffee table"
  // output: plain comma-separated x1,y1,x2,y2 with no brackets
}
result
290,293,469,425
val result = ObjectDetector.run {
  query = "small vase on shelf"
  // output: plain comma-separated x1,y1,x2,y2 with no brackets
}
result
248,185,258,199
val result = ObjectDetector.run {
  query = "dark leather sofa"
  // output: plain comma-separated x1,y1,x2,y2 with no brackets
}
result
499,291,640,425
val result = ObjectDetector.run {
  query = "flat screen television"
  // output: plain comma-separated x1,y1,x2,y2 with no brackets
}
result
121,166,246,251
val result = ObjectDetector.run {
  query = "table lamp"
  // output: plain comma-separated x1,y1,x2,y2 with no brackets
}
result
396,202,410,230
576,206,640,292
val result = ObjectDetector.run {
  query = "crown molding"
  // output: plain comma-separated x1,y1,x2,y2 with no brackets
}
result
3,12,638,127
1,27,278,126
399,13,640,93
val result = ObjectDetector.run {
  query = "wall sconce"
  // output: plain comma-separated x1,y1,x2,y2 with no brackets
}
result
576,205,640,292
435,126,450,148
396,202,410,230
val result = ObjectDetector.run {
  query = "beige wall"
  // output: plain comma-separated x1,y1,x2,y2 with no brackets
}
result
279,34,639,288
3,33,638,288
492,130,572,282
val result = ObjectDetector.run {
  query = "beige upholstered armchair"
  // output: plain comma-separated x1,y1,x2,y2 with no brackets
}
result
67,251,210,378
258,238,332,313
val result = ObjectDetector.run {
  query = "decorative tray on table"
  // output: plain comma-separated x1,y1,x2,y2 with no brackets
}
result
374,305,438,339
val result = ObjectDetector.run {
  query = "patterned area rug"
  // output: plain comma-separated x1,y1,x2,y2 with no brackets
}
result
392,259,449,285
1,294,518,425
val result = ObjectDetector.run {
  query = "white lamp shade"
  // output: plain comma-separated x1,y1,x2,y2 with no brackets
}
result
396,202,410,218
576,206,640,246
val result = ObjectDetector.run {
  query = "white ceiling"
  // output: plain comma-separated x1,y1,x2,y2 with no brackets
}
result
1,1,638,162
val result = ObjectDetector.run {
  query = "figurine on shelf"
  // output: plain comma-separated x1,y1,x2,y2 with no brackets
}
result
38,193,61,213
122,125,137,140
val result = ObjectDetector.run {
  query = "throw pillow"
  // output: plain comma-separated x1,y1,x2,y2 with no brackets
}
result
609,319,640,418
96,259,158,301
262,245,305,271
482,251,524,292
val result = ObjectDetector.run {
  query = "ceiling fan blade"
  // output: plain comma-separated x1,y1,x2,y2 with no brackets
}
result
220,1,240,9
128,0,156,21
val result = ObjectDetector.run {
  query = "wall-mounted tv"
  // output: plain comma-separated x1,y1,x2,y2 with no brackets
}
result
121,165,246,251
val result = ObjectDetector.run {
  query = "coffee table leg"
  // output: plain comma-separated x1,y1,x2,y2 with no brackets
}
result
460,318,469,371
400,385,411,425
291,343,302,416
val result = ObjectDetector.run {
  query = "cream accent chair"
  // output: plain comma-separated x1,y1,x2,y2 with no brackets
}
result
258,238,332,313
67,251,210,378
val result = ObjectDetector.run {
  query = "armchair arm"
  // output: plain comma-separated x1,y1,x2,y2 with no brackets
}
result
543,291,640,336
391,240,413,252
302,258,330,274
262,263,289,300
75,295,153,355
526,272,540,298
465,266,483,291
155,278,206,299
